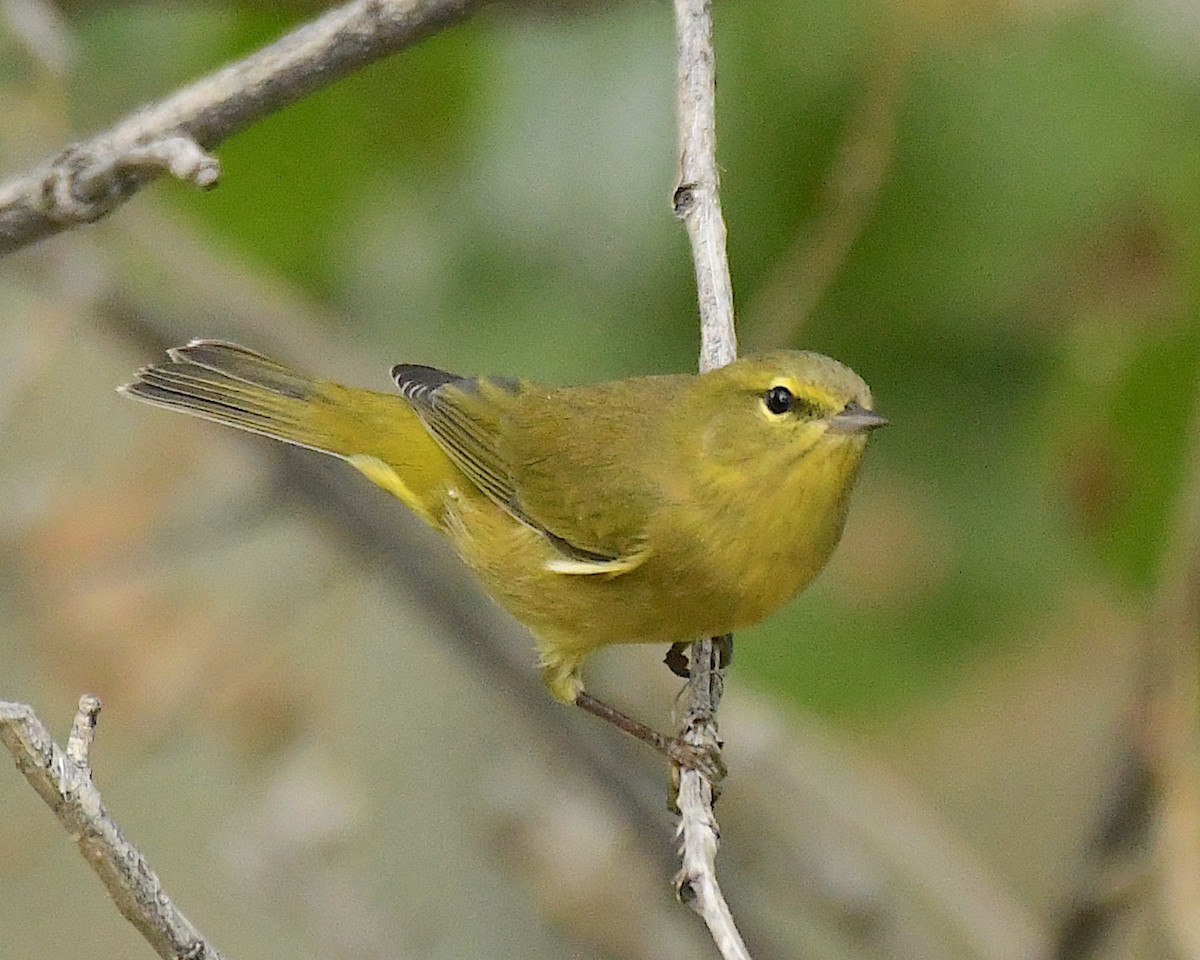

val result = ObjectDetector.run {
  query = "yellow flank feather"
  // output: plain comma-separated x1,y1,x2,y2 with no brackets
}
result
122,340,886,705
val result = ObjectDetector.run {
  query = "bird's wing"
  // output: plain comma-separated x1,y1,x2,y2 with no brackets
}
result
392,364,650,574
392,364,521,515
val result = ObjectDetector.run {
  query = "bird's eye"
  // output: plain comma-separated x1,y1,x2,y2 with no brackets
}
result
764,385,794,415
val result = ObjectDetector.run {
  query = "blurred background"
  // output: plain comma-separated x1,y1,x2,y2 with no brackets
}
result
1,0,1197,958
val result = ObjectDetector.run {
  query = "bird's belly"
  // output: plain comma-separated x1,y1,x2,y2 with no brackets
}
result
444,495,750,658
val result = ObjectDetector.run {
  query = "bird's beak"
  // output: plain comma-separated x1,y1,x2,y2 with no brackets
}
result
828,401,889,435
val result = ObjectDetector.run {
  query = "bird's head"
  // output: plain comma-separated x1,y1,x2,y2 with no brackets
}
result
690,351,886,480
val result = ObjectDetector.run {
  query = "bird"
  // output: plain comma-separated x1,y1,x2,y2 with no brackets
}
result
121,340,886,768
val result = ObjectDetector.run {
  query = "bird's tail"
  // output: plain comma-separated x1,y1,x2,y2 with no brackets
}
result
121,340,452,525
121,340,349,451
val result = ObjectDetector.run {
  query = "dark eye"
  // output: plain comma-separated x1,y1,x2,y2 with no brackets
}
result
764,385,794,415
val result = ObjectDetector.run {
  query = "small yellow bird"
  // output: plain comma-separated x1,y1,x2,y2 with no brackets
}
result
122,342,885,763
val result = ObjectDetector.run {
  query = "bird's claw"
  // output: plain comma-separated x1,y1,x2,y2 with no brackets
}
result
666,737,727,783
667,739,725,811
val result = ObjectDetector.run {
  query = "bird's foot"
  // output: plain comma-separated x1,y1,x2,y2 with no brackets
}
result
666,736,727,783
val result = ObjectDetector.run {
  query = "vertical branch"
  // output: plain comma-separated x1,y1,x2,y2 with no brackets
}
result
671,0,750,957
673,0,737,371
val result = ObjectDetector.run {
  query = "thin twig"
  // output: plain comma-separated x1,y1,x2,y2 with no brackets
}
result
0,0,485,257
0,695,227,960
671,0,749,956
673,0,737,372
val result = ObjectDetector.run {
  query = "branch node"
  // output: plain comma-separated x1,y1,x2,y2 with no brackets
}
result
67,694,102,767
676,871,700,906
672,181,698,218
118,136,222,189
40,136,221,227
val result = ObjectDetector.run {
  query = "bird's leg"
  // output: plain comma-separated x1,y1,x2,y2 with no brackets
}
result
574,692,726,782
574,691,674,753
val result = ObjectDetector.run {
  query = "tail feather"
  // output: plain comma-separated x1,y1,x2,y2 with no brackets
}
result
120,341,331,453
126,368,308,442
120,340,457,527
168,341,316,400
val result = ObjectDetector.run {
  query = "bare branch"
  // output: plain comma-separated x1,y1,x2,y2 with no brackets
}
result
675,699,752,960
0,0,485,257
673,0,736,372
0,695,227,960
671,0,748,956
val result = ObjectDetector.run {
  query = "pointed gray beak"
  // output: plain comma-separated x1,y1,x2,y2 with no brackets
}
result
828,400,889,435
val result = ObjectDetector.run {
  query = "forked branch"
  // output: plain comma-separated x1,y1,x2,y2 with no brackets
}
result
0,696,226,960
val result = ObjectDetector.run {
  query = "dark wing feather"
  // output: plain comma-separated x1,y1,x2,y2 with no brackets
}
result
392,364,539,536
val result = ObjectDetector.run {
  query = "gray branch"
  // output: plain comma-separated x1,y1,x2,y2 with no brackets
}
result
673,0,736,372
670,0,748,956
0,695,227,960
0,0,485,258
